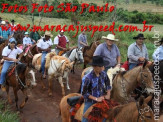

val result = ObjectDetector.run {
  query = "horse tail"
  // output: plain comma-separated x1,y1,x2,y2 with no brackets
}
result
45,52,56,69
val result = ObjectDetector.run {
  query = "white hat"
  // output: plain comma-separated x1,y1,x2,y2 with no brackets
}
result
60,30,64,33
102,34,118,41
44,31,53,37
1,21,6,25
24,32,29,35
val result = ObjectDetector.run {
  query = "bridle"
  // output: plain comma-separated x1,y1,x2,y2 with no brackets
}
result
136,102,153,122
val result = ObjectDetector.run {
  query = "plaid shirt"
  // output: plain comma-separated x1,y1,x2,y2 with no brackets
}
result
81,70,111,103
0,27,10,40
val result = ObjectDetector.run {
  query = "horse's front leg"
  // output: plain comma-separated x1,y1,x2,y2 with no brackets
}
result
48,75,53,96
66,77,70,90
20,88,28,109
13,87,19,110
6,85,12,104
58,76,65,96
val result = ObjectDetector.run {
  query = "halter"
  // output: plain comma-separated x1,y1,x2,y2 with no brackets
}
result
136,101,153,122
50,59,66,76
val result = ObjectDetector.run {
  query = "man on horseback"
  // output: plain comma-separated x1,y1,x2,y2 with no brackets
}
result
0,37,23,90
81,56,111,122
23,32,35,56
54,30,69,55
153,38,163,62
94,34,121,72
78,30,88,49
128,33,149,70
36,31,53,79
0,21,11,44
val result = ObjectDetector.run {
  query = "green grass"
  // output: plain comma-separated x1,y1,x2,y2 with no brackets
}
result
0,99,20,122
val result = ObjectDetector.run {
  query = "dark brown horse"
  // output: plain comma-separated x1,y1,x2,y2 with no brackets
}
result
0,39,9,59
17,44,38,66
83,41,100,69
13,31,24,45
5,63,36,110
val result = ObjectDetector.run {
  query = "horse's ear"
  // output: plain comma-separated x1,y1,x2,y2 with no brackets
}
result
143,59,148,69
139,96,145,106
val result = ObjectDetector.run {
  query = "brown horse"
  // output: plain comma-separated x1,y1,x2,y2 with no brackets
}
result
83,41,100,69
59,93,154,122
13,31,24,45
0,39,9,59
5,63,36,110
81,60,154,104
17,44,38,66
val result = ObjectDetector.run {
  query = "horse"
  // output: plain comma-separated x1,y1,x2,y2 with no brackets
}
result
17,44,38,66
81,60,154,104
83,41,100,69
5,63,37,110
0,39,9,59
13,31,24,45
62,47,84,73
45,54,74,96
59,93,155,122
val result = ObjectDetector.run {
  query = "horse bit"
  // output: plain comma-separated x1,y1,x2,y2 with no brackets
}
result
136,102,153,122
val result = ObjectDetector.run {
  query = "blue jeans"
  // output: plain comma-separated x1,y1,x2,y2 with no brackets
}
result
82,101,106,122
0,61,14,85
41,52,48,74
129,63,137,70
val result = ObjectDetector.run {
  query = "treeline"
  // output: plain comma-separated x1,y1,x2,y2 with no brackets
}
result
0,0,163,24
132,0,163,6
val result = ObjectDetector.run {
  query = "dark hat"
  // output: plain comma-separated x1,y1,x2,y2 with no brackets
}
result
133,33,146,40
11,19,15,22
159,38,163,43
90,56,109,67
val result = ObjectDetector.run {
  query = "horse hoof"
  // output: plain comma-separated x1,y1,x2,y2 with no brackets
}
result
48,93,52,96
8,100,13,104
20,104,25,109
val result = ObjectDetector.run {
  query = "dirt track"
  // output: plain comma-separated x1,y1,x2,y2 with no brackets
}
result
1,67,82,122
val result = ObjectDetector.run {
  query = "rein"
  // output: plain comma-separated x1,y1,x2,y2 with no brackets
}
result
136,101,153,122
14,63,27,89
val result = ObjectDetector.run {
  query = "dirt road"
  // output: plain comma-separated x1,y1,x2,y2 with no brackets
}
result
1,68,82,122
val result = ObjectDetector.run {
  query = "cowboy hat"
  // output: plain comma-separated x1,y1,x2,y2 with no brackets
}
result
90,56,110,67
24,32,29,35
1,21,6,25
133,33,146,40
60,30,64,33
44,31,53,37
11,19,15,22
102,34,118,41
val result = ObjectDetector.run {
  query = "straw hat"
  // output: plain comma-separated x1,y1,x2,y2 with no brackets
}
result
44,31,53,37
102,34,118,41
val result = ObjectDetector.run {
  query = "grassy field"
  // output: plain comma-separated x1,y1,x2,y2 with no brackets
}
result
1,12,163,62
0,99,19,122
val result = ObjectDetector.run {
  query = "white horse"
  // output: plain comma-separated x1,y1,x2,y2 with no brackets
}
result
62,47,84,73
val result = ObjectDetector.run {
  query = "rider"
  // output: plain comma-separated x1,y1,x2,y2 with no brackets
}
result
152,38,163,62
78,30,88,49
81,56,111,122
54,30,69,55
128,33,149,70
23,32,35,56
94,34,121,72
0,37,23,90
36,31,53,79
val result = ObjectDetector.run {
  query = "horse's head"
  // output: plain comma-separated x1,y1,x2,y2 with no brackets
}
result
92,41,100,48
75,47,84,63
25,67,37,88
137,60,154,94
134,96,154,122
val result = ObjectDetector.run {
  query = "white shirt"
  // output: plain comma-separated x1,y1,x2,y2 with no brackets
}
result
23,37,32,45
53,34,69,45
2,46,23,61
37,38,53,49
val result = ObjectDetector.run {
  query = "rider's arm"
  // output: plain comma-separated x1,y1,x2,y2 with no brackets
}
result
56,45,67,51
18,52,24,61
3,56,18,62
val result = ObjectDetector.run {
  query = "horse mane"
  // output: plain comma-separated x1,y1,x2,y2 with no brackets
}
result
45,52,56,69
16,63,27,74
65,48,74,57
83,42,93,55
